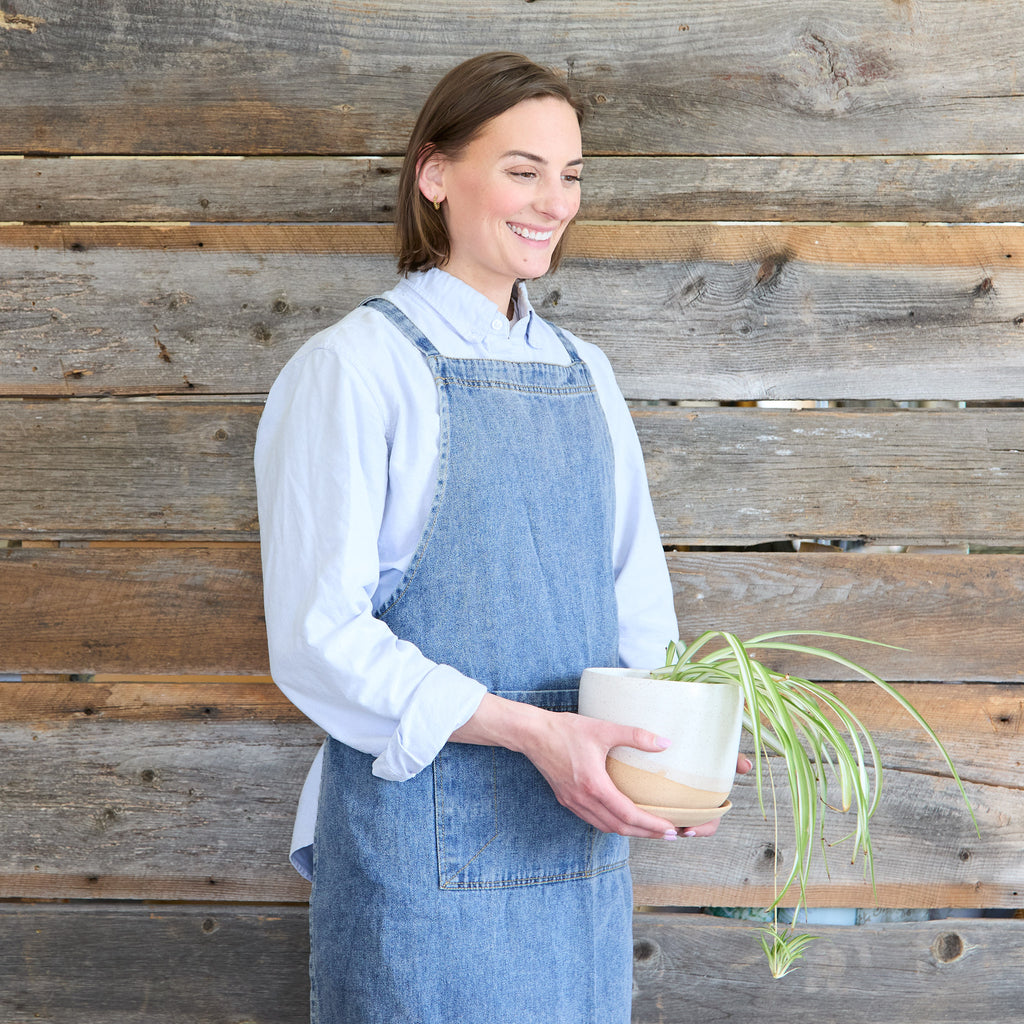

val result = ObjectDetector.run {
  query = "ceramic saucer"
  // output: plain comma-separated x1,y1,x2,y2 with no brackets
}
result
637,800,732,828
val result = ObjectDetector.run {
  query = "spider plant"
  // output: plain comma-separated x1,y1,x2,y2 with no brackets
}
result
652,630,978,978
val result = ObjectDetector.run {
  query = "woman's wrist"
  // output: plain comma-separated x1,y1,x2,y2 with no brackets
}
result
448,691,549,754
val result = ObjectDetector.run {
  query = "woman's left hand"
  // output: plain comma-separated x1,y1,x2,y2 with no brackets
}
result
451,693,753,840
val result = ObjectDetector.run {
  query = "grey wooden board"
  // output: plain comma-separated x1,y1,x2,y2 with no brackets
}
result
636,406,1024,546
0,713,317,901
3,1,1024,155
6,154,1024,223
631,914,1024,1024
0,903,311,1024
3,400,1024,545
0,684,1014,905
0,400,263,539
4,906,1020,1024
3,223,1023,401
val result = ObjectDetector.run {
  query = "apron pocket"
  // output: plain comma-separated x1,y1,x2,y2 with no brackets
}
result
434,691,629,890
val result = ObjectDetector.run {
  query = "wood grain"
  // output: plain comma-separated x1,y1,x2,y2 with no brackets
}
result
668,552,1024,682
0,904,311,1024
4,906,1019,1024
3,223,1022,401
0,400,262,539
3,1,1023,156
4,401,1024,545
0,545,268,674
2,548,1022,679
637,406,1024,546
631,914,1024,1024
7,154,1023,224
0,681,1015,905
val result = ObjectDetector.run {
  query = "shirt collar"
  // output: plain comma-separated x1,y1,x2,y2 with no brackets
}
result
398,269,541,350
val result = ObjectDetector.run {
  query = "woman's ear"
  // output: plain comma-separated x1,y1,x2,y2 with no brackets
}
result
417,146,446,206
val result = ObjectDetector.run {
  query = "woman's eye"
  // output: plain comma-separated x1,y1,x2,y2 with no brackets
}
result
510,170,538,180
563,175,582,185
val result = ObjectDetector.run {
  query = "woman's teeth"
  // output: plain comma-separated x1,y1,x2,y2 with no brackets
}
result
509,224,553,241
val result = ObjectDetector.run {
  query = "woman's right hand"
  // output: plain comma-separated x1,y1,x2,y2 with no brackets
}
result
449,692,682,840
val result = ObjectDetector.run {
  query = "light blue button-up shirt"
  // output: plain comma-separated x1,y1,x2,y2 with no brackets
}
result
254,268,678,878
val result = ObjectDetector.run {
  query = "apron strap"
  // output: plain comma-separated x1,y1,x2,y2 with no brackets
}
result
361,297,440,356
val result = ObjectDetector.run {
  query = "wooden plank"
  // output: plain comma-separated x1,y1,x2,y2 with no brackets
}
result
0,681,1017,904
2,906,1021,1024
0,546,1022,680
669,552,1024,682
0,680,302,723
0,545,269,675
631,914,1024,1024
0,400,262,539
638,406,1024,546
0,705,317,902
3,223,1022,400
3,2,1024,156
0,540,1021,677
7,154,1024,224
630,744,1015,908
4,401,1024,545
0,904,310,1024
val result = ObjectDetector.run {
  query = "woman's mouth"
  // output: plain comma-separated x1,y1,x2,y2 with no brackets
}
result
508,223,554,242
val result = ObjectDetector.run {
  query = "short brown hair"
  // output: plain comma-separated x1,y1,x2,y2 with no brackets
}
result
396,53,585,276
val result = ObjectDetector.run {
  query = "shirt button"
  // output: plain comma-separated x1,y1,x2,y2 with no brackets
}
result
490,317,505,331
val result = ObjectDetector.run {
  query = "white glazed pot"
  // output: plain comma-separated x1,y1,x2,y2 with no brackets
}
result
578,667,744,815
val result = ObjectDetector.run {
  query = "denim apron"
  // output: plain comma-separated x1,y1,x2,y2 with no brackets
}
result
309,298,632,1024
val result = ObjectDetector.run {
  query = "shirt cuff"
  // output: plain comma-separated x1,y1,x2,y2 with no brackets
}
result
371,670,488,782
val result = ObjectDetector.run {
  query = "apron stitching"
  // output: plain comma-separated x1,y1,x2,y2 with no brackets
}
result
374,356,451,622
436,747,501,887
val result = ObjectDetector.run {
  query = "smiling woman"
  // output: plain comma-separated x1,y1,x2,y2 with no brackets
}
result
254,52,736,1024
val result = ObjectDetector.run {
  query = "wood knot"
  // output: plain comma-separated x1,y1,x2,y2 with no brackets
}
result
931,932,964,963
633,938,658,962
756,253,789,288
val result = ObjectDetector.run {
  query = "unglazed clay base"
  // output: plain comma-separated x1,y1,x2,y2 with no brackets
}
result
637,800,732,828
607,756,730,808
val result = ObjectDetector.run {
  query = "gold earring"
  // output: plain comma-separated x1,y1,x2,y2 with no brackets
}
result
432,198,441,210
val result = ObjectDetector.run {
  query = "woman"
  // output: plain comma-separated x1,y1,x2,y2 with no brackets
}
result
256,53,740,1024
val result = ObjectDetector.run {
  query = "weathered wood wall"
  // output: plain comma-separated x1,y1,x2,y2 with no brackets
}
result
2,2,1022,1021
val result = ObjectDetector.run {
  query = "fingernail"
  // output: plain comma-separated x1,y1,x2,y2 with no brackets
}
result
663,829,679,841
681,829,698,838
655,736,672,750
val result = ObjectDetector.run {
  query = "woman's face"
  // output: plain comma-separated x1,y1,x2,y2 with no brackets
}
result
419,97,583,312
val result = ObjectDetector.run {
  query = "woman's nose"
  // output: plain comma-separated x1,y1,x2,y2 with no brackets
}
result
535,177,578,221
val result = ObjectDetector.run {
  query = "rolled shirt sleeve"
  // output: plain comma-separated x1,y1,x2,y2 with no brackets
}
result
255,335,486,784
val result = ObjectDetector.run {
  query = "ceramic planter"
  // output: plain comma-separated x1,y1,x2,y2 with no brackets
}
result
578,667,744,826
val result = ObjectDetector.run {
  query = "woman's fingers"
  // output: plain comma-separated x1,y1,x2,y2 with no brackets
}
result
513,709,744,840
